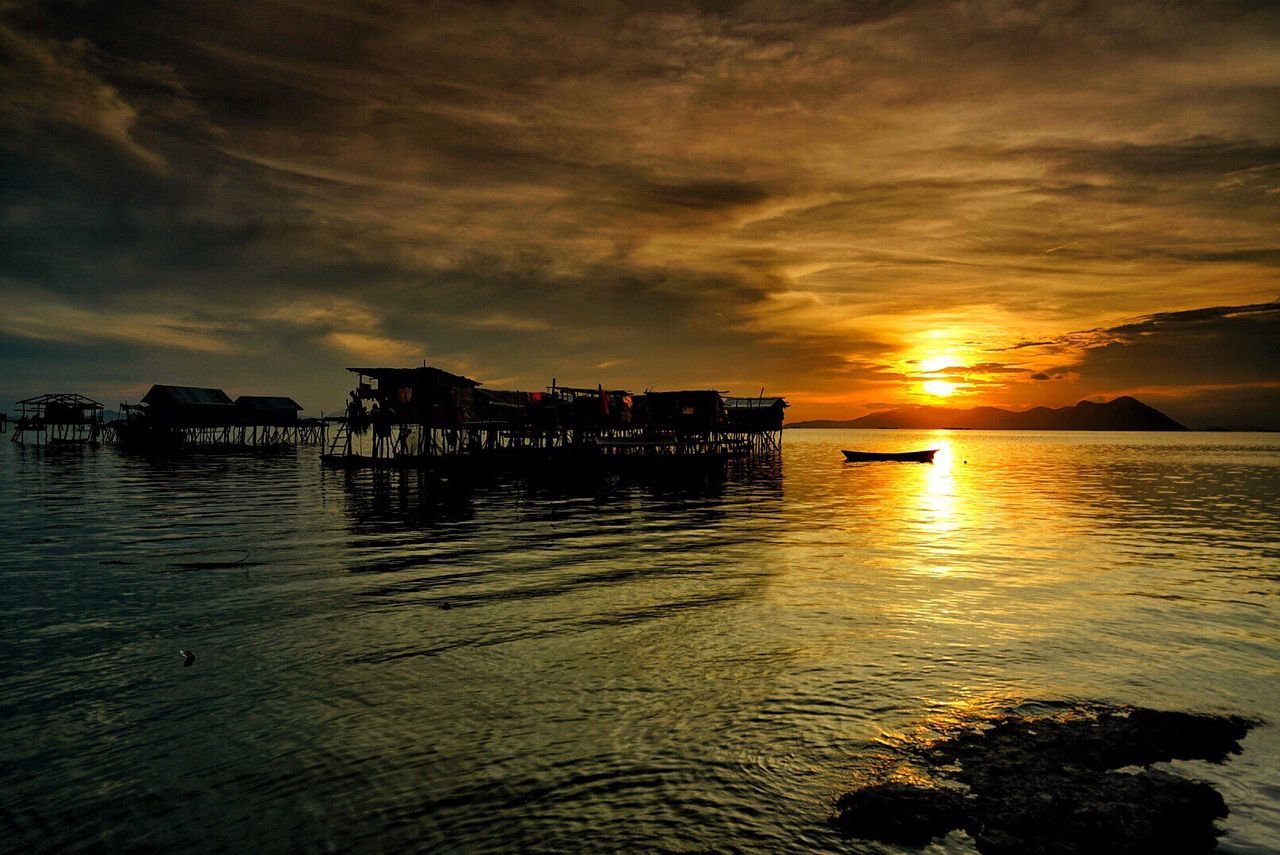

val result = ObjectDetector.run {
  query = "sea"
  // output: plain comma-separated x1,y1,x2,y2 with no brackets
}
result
1,429,1278,853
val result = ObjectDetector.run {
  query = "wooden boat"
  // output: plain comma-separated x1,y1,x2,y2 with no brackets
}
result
842,448,937,463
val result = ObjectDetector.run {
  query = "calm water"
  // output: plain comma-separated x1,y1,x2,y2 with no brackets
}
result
2,430,1278,853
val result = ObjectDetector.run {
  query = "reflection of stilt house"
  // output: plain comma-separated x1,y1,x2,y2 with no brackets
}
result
114,385,322,449
10,394,104,446
324,363,786,470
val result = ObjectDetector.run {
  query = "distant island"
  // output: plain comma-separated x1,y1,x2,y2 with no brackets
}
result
788,396,1188,431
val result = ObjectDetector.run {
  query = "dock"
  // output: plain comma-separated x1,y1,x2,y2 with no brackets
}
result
323,365,786,471
10,364,785,476
108,385,326,450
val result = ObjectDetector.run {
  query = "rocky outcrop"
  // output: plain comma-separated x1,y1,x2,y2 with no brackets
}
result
832,703,1256,854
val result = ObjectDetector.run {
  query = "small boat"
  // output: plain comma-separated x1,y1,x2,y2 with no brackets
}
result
842,448,937,463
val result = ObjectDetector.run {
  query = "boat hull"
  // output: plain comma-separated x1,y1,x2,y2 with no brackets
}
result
842,448,937,463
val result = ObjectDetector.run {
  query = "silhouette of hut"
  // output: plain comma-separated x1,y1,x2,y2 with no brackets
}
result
11,393,104,445
636,390,725,430
552,386,633,426
140,385,237,426
473,389,535,426
235,395,302,426
724,396,787,431
348,366,479,425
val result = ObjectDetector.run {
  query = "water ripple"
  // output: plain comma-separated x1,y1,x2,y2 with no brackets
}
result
0,432,1277,851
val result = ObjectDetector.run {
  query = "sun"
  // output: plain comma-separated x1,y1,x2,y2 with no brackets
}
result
923,379,955,397
920,354,956,373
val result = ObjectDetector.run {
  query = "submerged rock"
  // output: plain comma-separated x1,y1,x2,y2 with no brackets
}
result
832,704,1256,854
832,782,967,847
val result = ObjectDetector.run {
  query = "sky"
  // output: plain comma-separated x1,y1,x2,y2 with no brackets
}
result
2,0,1279,427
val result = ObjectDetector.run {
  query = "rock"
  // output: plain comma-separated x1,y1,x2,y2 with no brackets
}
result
966,766,1227,855
832,782,967,847
832,703,1256,854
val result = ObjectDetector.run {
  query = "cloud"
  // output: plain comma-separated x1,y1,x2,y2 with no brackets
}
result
322,331,422,363
1001,301,1280,425
1,282,238,353
260,299,380,330
1,1,1278,418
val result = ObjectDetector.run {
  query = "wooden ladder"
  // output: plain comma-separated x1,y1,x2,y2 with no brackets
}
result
326,420,351,457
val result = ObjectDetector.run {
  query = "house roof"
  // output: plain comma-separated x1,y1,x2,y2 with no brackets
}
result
641,389,726,398
141,385,234,406
235,396,302,411
553,386,630,395
724,396,787,409
347,366,480,387
16,393,103,409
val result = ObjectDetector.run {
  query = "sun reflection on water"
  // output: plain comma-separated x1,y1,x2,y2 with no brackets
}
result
918,438,958,574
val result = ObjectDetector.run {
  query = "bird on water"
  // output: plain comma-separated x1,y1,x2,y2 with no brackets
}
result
180,649,195,667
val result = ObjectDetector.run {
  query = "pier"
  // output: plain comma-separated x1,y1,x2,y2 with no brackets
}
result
110,385,326,450
323,365,785,470
9,366,784,473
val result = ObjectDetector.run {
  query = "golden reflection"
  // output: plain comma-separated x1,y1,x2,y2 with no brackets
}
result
890,694,1024,751
920,438,957,551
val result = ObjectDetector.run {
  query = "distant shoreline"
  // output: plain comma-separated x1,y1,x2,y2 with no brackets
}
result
784,396,1196,431
786,424,1279,432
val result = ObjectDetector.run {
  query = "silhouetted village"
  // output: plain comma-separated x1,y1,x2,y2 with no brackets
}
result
9,363,787,473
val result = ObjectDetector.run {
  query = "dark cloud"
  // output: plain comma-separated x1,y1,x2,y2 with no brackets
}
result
1143,385,1280,430
1012,301,1280,426
637,179,771,212
934,362,1028,376
1012,138,1280,182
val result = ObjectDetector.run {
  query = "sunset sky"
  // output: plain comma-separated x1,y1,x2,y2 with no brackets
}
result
3,1,1279,426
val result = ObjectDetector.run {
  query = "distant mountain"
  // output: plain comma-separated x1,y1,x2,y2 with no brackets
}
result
789,396,1188,431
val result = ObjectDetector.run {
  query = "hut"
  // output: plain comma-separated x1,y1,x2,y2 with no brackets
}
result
723,395,786,454
472,389,532,426
113,387,316,450
327,366,481,462
553,386,633,426
348,366,479,425
724,396,787,431
141,385,237,427
11,393,104,445
636,390,725,430
236,396,302,427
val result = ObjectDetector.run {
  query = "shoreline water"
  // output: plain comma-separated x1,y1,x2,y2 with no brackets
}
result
2,430,1277,852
